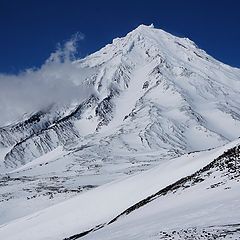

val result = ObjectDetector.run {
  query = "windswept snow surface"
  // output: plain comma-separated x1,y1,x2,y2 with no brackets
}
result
83,142,240,240
0,139,239,240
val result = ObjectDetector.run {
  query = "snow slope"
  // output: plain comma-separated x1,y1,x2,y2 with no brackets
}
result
83,145,240,240
0,139,239,240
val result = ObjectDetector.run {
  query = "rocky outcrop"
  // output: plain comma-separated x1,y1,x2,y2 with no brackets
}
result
4,121,80,168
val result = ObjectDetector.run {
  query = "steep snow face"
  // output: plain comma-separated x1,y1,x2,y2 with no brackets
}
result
0,24,240,224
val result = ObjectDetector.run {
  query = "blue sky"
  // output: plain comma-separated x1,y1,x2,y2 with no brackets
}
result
0,0,240,73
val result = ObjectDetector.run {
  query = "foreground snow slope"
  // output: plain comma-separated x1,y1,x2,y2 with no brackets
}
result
0,139,239,240
83,142,240,240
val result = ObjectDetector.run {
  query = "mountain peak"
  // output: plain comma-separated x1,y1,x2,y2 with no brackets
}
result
135,23,155,30
128,24,201,52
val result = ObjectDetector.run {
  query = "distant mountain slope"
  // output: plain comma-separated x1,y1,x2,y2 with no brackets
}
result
1,24,240,171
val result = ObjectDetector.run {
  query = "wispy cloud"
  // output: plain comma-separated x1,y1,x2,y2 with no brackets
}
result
0,33,94,126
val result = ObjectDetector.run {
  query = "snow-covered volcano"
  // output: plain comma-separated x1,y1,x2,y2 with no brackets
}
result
0,24,240,235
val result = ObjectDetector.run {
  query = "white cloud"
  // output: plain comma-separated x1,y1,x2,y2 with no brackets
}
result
0,33,94,126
